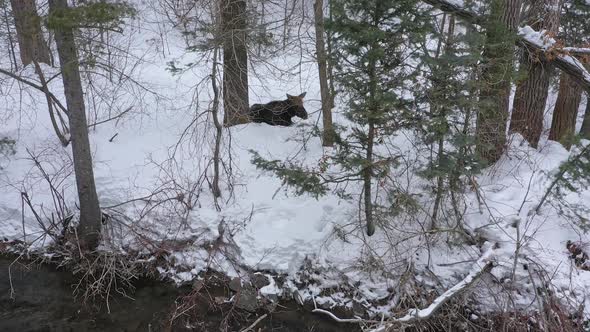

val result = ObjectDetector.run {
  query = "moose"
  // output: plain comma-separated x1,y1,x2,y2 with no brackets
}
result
248,92,308,126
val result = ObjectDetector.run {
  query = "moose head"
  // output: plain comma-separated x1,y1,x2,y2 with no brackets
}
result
286,92,308,120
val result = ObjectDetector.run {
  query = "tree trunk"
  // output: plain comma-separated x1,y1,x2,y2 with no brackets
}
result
579,92,590,140
221,0,250,126
313,0,333,147
510,0,561,148
48,0,102,250
476,0,521,163
549,72,583,149
10,0,51,66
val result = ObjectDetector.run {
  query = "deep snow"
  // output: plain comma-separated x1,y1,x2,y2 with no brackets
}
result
1,0,590,326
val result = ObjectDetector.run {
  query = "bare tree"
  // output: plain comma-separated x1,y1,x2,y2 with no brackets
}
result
221,0,250,126
10,0,51,65
49,0,102,250
476,0,522,163
313,0,333,147
510,0,561,148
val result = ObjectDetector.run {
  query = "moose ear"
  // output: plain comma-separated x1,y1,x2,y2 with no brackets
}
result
299,92,307,98
286,93,294,99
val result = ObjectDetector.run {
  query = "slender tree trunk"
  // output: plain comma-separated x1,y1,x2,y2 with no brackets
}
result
579,92,590,139
476,0,521,163
49,0,102,250
2,2,19,71
211,46,223,202
510,0,561,148
10,0,51,66
221,0,250,126
549,72,583,149
313,0,333,147
326,0,336,108
363,4,382,237
432,15,455,227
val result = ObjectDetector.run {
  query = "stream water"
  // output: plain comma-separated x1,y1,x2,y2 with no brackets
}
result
0,256,358,332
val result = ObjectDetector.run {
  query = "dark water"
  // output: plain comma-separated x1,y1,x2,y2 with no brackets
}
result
0,256,358,332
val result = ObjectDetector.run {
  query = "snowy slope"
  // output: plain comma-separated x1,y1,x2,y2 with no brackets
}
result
1,0,590,324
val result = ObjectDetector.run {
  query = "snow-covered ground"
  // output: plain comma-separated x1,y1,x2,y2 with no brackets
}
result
1,1,590,326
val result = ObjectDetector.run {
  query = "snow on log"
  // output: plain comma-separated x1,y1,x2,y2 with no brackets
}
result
518,26,590,92
421,0,590,93
366,248,495,331
313,247,495,330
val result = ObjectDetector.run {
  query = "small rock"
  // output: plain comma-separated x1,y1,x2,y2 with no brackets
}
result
229,277,243,292
235,287,260,312
250,273,270,289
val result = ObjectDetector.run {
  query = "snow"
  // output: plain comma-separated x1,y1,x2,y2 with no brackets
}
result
1,0,590,324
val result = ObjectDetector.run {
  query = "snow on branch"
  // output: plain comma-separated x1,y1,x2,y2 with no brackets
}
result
313,247,496,330
421,0,590,93
518,26,590,92
562,47,590,55
422,0,483,25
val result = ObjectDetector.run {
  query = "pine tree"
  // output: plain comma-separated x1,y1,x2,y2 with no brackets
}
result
221,0,250,126
549,0,590,147
510,0,561,148
252,0,430,236
418,16,485,229
9,0,51,66
476,0,521,163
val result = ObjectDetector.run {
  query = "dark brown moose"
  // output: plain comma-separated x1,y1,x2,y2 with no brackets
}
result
248,92,308,126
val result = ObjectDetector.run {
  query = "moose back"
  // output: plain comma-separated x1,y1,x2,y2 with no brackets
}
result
248,92,308,126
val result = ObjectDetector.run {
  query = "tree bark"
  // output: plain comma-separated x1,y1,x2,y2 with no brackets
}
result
314,0,333,147
579,92,590,140
221,0,250,126
549,72,583,149
475,0,521,164
510,0,561,148
49,0,102,250
10,0,51,66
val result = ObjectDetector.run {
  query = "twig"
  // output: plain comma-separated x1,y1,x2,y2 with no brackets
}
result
239,313,268,332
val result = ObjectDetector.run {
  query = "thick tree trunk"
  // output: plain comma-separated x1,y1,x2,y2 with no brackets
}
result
579,93,590,140
475,0,521,163
549,73,583,149
314,0,333,147
221,0,250,126
510,0,561,148
49,0,102,250
10,0,51,66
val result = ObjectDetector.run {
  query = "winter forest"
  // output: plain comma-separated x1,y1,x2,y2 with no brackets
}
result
1,0,590,331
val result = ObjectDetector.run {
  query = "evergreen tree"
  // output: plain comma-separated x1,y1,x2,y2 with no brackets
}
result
252,0,430,236
550,0,590,145
417,16,485,230
475,0,521,163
